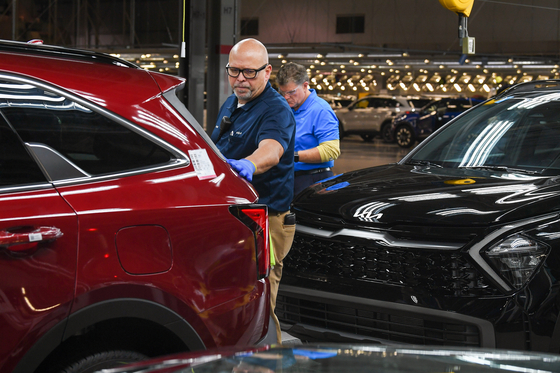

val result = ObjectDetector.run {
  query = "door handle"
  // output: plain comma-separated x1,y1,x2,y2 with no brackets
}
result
0,226,63,252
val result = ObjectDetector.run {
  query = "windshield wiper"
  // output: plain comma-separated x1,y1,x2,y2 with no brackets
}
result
459,165,542,175
406,160,443,168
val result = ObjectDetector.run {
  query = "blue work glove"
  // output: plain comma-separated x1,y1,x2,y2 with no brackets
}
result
227,158,256,182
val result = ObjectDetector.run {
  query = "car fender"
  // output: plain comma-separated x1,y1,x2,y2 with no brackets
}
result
12,298,205,373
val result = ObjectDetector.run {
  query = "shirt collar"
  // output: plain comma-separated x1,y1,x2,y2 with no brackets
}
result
228,82,273,113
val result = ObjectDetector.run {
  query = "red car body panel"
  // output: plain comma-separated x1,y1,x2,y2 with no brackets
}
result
0,42,272,373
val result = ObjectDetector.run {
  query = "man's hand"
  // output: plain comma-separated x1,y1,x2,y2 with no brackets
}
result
227,159,256,182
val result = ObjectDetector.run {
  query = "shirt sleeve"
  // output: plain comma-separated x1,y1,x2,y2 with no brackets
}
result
313,106,340,143
257,102,296,151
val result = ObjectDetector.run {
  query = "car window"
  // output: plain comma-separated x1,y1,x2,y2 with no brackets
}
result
354,99,370,109
0,114,46,187
411,99,560,172
0,81,175,178
385,99,398,108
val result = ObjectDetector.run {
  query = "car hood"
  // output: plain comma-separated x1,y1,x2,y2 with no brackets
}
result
293,164,560,227
99,344,560,373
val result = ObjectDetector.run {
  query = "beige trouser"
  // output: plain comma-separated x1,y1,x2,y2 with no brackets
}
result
268,211,296,344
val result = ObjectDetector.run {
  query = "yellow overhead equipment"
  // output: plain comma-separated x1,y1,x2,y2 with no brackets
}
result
439,0,474,17
439,0,476,54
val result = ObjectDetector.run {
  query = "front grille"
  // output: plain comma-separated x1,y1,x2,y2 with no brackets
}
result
277,294,481,347
285,234,500,297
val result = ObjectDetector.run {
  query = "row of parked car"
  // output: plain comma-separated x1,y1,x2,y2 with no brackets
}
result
329,93,483,148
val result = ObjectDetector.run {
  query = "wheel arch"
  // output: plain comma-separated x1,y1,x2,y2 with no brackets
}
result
13,299,205,373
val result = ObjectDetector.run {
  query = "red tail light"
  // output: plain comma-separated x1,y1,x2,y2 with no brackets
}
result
229,205,270,279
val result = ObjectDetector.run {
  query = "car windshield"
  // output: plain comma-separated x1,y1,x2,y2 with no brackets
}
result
408,98,431,109
407,94,560,175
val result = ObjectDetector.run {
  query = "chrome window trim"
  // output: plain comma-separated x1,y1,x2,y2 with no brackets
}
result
163,88,225,161
467,213,558,293
0,72,191,185
296,224,463,250
51,159,188,187
0,182,54,194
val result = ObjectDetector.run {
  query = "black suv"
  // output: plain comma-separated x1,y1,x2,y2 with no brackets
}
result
278,80,560,352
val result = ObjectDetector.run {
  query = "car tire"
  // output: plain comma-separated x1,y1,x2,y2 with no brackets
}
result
396,125,415,148
54,350,147,373
381,123,394,143
360,134,375,142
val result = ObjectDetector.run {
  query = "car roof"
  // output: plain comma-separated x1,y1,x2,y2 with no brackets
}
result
0,39,138,68
0,39,185,117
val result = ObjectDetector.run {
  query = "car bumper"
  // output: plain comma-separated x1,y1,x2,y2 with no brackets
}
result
277,285,496,348
256,315,278,346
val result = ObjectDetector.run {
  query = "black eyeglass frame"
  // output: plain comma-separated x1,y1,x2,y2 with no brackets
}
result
225,63,269,79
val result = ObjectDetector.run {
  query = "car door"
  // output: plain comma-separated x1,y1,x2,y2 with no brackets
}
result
0,112,78,372
344,98,375,131
416,101,439,136
376,99,399,132
0,78,263,327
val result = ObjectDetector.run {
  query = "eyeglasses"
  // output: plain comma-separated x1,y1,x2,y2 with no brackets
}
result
278,86,301,97
226,63,268,79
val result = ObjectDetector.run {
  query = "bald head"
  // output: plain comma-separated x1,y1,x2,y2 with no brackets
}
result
227,38,272,104
230,38,269,66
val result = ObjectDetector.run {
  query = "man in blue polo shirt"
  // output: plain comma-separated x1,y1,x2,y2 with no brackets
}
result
211,38,296,344
276,62,340,197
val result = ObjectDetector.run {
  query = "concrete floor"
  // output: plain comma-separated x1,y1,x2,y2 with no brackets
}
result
332,135,413,175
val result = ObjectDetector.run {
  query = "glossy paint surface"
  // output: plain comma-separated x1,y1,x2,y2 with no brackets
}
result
102,344,560,373
295,164,560,226
0,45,269,372
286,82,560,350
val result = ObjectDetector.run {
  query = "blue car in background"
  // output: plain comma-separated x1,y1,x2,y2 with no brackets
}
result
388,97,483,148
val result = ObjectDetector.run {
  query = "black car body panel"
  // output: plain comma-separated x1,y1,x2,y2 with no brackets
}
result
279,80,560,352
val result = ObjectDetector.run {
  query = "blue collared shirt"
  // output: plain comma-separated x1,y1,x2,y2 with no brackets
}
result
292,89,339,171
211,82,296,212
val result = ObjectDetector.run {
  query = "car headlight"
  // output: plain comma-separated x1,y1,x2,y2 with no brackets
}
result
484,234,549,290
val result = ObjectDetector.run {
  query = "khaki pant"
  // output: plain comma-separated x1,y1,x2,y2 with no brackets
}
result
268,211,295,344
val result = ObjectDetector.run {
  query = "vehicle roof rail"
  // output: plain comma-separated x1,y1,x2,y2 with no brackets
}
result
0,39,139,69
496,79,560,98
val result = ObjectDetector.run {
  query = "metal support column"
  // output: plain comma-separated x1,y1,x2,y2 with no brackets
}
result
188,0,206,127
206,0,238,137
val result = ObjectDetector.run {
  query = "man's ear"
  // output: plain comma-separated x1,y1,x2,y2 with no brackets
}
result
264,64,272,80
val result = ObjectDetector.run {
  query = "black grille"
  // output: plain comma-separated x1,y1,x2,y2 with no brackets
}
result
285,234,500,297
277,294,481,347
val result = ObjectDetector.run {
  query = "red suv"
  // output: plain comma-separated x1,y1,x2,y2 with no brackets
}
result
0,40,274,373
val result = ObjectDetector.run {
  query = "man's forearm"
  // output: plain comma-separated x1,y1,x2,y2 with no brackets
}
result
246,139,284,174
